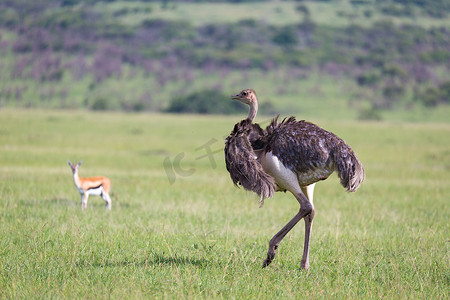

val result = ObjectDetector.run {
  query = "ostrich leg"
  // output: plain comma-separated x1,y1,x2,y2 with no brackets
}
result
300,184,315,270
300,211,315,269
262,191,313,268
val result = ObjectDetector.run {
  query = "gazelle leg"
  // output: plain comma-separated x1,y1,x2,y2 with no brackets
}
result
81,194,88,211
102,192,112,210
300,184,315,270
262,190,313,268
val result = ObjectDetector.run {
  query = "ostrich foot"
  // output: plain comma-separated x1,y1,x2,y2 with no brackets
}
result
262,245,277,268
299,259,309,270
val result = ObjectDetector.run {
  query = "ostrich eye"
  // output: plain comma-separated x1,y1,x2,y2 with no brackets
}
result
242,91,248,96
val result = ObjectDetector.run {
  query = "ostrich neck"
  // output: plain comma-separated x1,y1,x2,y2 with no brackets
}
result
247,101,258,122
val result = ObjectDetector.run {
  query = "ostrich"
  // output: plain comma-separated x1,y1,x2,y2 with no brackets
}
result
224,89,364,270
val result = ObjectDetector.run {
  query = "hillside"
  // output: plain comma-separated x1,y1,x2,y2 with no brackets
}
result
0,0,449,121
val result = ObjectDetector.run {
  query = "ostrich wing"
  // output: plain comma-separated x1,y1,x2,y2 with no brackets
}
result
224,120,276,200
266,117,364,190
266,117,335,173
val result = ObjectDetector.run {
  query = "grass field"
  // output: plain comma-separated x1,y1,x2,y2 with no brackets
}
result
0,109,449,298
101,0,450,28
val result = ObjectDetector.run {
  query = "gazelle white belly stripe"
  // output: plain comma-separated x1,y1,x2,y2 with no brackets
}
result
87,186,104,196
78,185,104,196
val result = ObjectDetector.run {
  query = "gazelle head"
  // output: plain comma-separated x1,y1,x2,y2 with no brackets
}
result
68,161,82,174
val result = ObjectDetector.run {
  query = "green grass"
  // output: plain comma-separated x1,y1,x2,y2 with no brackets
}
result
0,109,449,298
100,0,450,28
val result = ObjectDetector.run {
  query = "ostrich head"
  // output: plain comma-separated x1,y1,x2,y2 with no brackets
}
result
232,89,258,121
232,89,257,105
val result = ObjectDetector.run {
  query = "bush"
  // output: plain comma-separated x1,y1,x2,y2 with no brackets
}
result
356,71,380,86
418,81,450,107
272,27,298,48
383,84,405,99
420,50,450,63
89,97,109,110
166,90,245,114
358,107,382,121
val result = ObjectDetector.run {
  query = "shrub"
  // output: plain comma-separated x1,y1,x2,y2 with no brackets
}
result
166,90,244,115
383,84,405,99
356,72,380,86
420,50,450,63
272,27,298,48
358,107,382,121
89,97,109,111
418,81,450,107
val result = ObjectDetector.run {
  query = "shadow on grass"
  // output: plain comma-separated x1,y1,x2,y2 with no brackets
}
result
74,252,209,269
150,252,208,267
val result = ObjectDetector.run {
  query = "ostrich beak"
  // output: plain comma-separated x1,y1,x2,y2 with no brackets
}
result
231,94,242,100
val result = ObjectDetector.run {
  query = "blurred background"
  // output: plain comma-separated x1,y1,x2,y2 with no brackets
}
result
0,0,449,121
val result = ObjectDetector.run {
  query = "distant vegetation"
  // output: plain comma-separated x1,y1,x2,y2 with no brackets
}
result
166,90,243,114
0,0,449,119
165,90,277,115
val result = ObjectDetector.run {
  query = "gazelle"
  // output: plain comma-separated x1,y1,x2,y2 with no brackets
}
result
68,161,112,210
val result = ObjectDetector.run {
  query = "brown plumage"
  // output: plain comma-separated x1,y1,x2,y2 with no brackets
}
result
265,116,364,191
224,89,364,270
225,119,276,201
